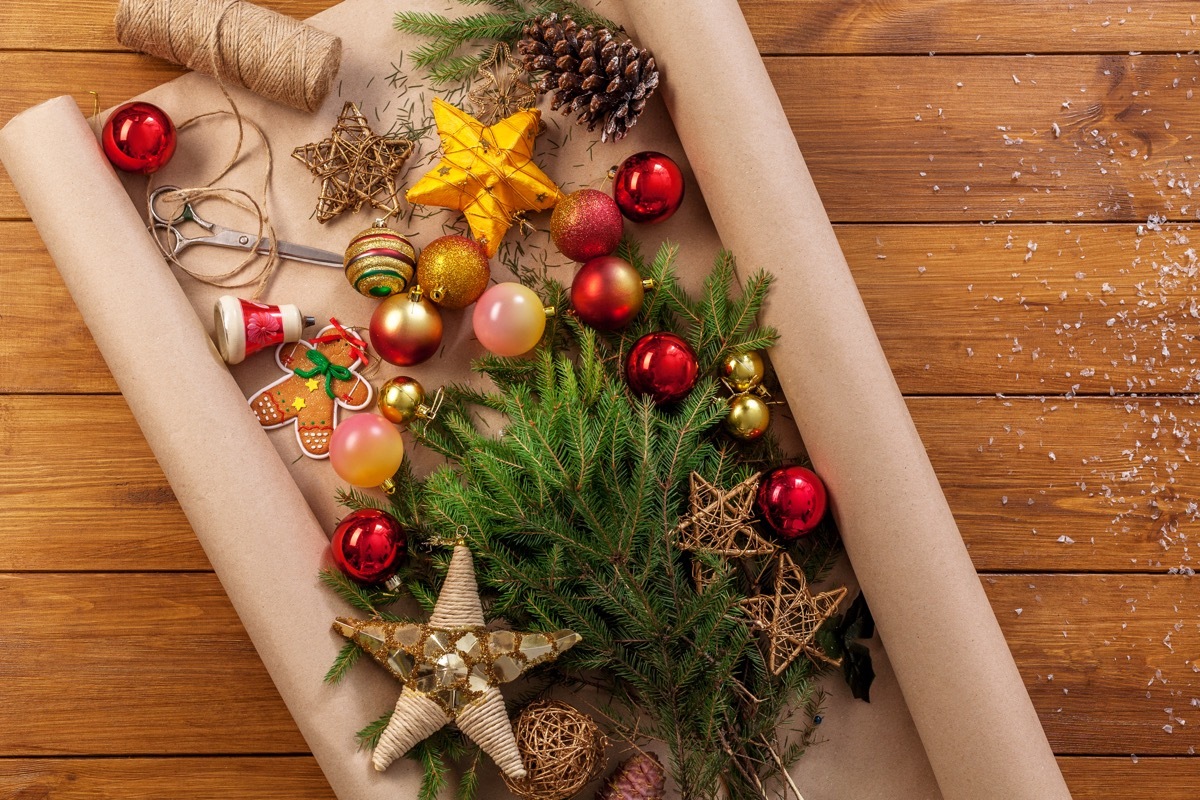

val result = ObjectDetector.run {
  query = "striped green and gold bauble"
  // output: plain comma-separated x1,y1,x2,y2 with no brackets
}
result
343,221,417,298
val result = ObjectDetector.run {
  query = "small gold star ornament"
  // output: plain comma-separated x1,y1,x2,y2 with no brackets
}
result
405,98,562,256
334,543,581,777
293,103,415,223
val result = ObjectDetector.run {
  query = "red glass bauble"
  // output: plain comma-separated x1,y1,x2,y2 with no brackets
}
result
612,151,684,224
101,101,177,174
571,256,646,330
756,466,828,540
331,508,407,585
550,188,624,262
625,332,698,405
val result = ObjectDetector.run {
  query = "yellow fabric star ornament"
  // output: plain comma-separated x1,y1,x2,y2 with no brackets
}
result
406,98,562,257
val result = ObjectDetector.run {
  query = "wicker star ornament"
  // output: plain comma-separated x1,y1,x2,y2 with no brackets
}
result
674,472,778,589
740,551,847,675
334,544,580,778
293,102,414,223
405,98,562,256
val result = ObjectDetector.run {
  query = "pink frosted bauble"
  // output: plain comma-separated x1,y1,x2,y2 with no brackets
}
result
472,282,547,357
329,413,405,487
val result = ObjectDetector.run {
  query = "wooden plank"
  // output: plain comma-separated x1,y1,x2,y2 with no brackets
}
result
0,395,203,572
2,1,1198,56
6,54,1200,222
12,219,1200,397
7,394,1199,574
986,574,1200,756
0,573,307,754
746,1,1200,55
0,572,1195,755
1057,756,1200,798
0,757,334,800
0,755,1192,800
0,1,340,52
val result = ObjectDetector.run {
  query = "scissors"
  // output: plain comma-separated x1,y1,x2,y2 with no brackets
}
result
149,185,343,269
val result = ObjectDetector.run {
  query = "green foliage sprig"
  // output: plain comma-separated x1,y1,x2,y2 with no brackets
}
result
327,241,840,799
394,0,621,84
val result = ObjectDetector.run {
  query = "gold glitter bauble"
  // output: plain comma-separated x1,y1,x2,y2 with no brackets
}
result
721,350,766,393
343,222,416,298
725,393,770,441
378,375,426,425
418,235,491,309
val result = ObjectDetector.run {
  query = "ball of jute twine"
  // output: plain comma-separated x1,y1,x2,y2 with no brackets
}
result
502,700,608,800
115,0,341,113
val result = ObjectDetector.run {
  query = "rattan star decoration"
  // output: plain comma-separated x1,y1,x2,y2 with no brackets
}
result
468,43,538,125
674,472,778,588
405,98,562,256
740,551,848,675
292,102,415,223
334,543,580,778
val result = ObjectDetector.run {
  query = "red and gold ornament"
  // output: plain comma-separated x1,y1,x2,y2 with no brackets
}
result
331,508,407,585
416,235,491,310
756,465,828,540
473,282,552,356
571,256,651,331
370,287,444,366
611,151,684,224
101,101,177,174
625,332,698,406
550,188,623,262
343,221,417,299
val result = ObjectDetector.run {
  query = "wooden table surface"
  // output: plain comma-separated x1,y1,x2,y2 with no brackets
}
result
2,1,1199,797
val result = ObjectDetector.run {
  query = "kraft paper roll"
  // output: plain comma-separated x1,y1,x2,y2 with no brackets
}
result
619,2,1072,799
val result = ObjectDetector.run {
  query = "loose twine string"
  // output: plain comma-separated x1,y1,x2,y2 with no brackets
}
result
118,0,333,298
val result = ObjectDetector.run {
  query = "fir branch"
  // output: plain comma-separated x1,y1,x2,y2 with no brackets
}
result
356,711,393,750
324,641,362,684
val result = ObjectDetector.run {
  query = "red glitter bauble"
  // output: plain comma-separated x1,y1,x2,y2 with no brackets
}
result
550,188,624,262
571,256,646,330
101,101,177,174
331,508,407,585
612,151,684,224
625,332,698,405
756,466,828,540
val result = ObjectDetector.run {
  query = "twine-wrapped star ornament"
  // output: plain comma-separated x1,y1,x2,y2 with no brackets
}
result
405,98,562,257
468,43,538,125
334,543,581,777
293,102,415,223
740,551,847,675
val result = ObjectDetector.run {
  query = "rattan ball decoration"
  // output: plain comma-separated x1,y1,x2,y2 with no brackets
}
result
502,700,608,800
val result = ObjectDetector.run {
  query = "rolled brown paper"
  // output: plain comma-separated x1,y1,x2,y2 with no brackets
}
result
620,2,1072,799
115,0,342,113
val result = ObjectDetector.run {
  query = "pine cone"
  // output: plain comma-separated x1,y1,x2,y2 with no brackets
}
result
595,753,666,800
518,13,659,143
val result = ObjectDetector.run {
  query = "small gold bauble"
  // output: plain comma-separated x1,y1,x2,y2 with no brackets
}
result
343,221,417,299
378,376,426,425
721,351,766,393
417,235,491,310
725,393,770,441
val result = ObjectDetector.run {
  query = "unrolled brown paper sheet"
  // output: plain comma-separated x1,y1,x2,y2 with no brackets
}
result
0,1,1069,798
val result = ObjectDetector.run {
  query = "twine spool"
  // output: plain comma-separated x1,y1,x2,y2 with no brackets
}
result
115,0,342,113
503,700,608,800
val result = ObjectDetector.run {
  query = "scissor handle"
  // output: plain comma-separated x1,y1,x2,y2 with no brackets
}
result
148,185,215,230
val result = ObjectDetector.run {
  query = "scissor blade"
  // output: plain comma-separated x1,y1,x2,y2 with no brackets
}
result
255,237,344,269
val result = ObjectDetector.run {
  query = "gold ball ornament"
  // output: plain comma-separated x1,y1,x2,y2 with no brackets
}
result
417,235,491,309
721,350,766,393
502,700,608,800
369,287,444,366
343,221,417,298
378,376,430,426
725,393,771,441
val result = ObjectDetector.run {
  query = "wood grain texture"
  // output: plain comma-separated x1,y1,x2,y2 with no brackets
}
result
745,1,1200,55
0,758,335,800
5,394,1198,574
13,220,1200,398
0,571,1194,755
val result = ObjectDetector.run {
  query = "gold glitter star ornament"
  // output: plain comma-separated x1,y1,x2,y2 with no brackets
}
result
334,544,580,777
405,98,562,257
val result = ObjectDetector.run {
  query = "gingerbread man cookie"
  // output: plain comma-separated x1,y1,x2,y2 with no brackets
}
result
249,324,372,458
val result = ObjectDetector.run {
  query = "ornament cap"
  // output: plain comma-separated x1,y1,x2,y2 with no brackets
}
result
543,304,557,319
380,477,397,495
